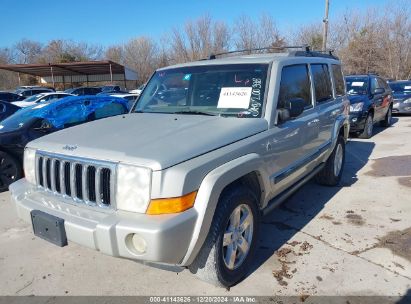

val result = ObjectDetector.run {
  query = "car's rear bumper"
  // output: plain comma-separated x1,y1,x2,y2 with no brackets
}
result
10,179,197,265
393,102,411,114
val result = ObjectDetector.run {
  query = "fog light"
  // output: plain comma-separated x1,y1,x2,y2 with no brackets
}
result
352,118,358,122
131,233,147,254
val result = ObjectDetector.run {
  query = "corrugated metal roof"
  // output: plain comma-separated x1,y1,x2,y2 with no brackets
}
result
0,61,138,82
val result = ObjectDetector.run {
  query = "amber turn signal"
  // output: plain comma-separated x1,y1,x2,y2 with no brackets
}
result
146,191,197,215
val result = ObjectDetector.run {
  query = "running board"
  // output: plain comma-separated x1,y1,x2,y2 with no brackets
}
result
262,163,325,216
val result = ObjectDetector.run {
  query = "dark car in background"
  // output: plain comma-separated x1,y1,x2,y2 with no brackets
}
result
0,95,129,192
0,101,20,121
64,86,102,95
388,80,411,114
345,75,393,138
0,91,26,102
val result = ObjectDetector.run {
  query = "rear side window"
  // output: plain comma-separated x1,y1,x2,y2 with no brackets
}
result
311,64,333,103
278,64,312,109
332,65,345,97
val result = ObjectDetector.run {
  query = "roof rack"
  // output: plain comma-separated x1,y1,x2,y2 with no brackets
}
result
207,46,339,60
208,46,309,59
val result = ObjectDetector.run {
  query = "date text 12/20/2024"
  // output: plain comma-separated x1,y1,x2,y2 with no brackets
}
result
149,297,257,303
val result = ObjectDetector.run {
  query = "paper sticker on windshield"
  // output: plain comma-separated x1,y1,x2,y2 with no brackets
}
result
33,104,48,109
404,85,411,90
0,125,3,130
217,87,252,109
352,81,365,87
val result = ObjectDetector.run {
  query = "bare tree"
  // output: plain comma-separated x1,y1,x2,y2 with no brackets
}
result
15,39,42,63
123,36,159,84
168,15,230,62
234,14,284,52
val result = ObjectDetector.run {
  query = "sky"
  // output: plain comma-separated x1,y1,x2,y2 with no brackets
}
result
0,0,393,48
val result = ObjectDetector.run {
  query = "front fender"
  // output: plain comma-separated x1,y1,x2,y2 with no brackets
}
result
179,153,265,266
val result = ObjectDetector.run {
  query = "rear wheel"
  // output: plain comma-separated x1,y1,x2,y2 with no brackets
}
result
189,186,260,287
359,113,373,139
380,106,392,127
0,151,22,192
316,136,345,186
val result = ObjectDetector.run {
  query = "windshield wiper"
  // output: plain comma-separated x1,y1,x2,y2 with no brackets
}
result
173,110,217,116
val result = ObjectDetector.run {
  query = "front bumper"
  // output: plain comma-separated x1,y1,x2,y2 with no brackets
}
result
393,101,411,113
349,111,368,132
10,179,197,265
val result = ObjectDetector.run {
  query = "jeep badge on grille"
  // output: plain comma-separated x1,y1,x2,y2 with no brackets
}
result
62,145,77,151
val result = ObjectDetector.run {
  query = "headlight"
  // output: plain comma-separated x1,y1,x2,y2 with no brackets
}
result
116,164,151,213
23,148,36,184
403,98,411,104
349,102,364,112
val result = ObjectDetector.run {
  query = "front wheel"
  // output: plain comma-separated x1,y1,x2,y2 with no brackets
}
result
0,151,22,192
380,106,392,127
316,136,345,186
189,186,260,287
359,114,374,139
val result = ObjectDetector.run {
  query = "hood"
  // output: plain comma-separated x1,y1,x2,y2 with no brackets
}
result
392,92,411,101
347,95,369,104
27,113,268,171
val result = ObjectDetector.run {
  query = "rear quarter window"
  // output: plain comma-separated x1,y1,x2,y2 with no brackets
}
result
332,65,345,97
311,64,333,103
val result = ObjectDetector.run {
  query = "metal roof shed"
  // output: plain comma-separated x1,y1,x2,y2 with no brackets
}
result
0,61,138,89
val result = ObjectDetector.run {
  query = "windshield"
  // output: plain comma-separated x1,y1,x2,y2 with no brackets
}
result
389,82,411,94
23,93,46,102
133,64,269,118
345,77,369,95
0,104,49,132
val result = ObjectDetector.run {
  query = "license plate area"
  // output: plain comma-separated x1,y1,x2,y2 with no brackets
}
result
31,210,67,247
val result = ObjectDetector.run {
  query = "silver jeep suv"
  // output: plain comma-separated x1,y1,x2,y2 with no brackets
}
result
11,47,350,287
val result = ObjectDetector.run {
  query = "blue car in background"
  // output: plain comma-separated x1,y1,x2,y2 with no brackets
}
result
389,80,411,114
0,95,129,192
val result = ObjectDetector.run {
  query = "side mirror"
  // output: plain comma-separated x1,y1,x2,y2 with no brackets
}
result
373,88,385,95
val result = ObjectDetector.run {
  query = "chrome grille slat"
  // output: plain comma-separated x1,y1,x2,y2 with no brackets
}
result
50,159,56,192
95,167,102,206
35,152,116,210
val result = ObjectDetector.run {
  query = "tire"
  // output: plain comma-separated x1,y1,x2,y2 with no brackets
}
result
315,136,345,186
358,113,374,139
189,186,260,287
380,106,392,127
0,151,22,192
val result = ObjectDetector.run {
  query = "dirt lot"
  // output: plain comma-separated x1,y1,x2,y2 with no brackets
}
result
0,116,410,298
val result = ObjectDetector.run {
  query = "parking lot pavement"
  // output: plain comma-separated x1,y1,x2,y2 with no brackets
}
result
0,117,410,297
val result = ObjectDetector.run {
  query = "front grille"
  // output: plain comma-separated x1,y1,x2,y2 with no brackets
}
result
35,152,116,208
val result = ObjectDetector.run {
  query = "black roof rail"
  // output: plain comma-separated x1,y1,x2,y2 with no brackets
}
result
208,45,310,60
207,45,340,60
292,49,339,60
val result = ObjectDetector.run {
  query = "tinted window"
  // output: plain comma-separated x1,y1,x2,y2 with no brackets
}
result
278,64,312,109
332,65,345,97
311,64,333,103
377,78,389,90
